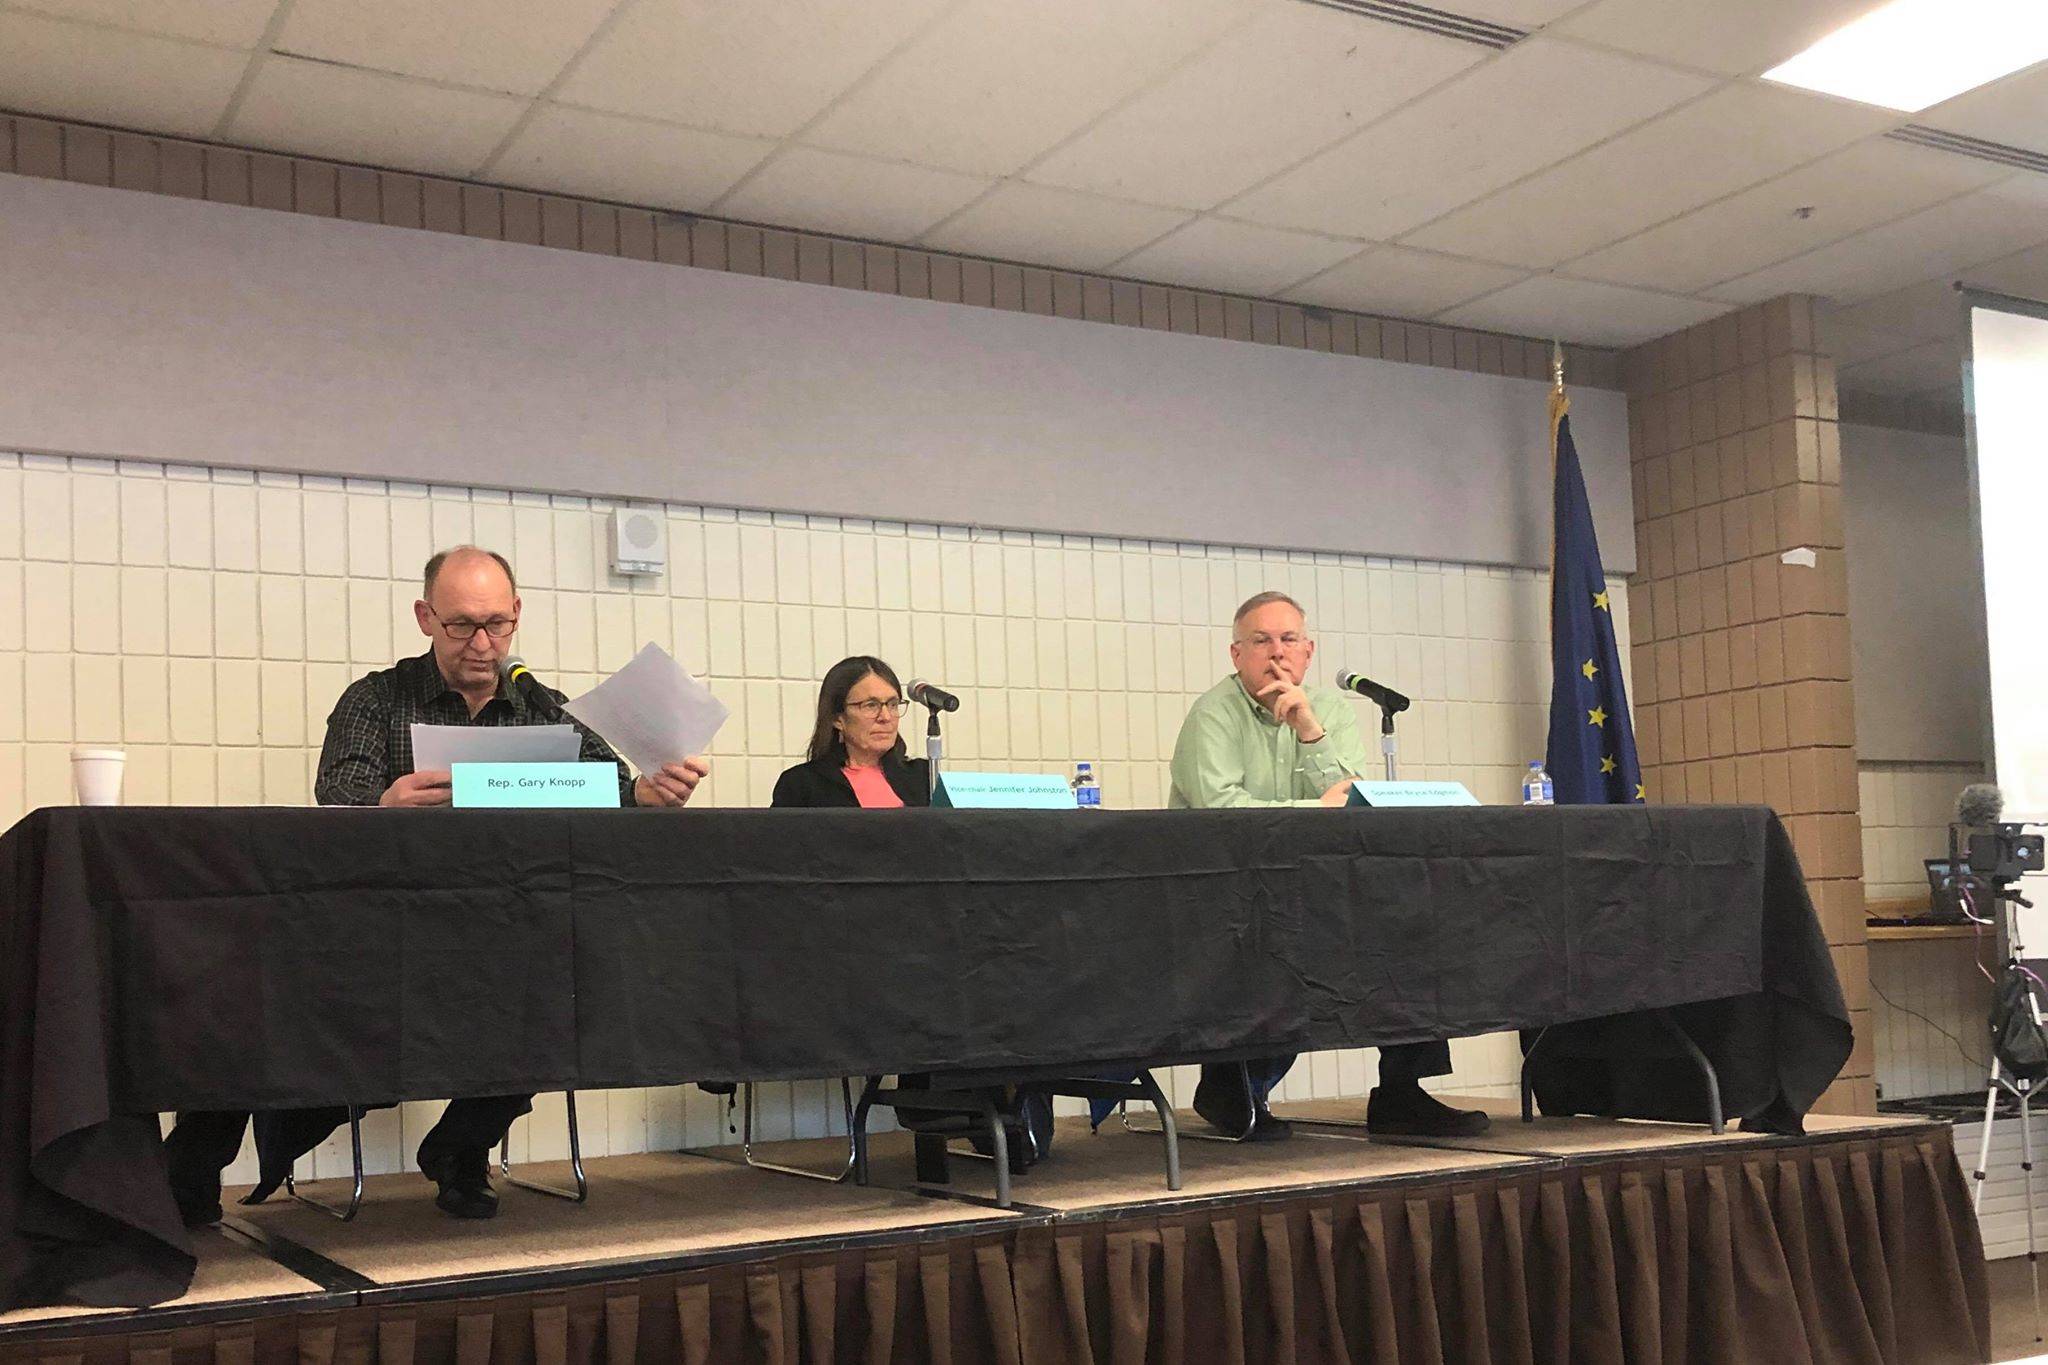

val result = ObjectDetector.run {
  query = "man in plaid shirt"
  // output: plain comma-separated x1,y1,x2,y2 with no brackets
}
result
165,546,709,1222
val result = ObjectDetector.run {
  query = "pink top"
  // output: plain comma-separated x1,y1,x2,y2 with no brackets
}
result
843,764,904,809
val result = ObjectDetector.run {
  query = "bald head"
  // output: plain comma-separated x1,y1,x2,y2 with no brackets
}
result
424,545,516,599
415,546,520,702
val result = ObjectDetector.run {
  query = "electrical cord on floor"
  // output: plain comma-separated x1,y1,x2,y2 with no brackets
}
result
1870,976,1988,1075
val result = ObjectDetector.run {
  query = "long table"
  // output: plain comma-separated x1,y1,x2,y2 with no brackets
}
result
0,804,1851,1309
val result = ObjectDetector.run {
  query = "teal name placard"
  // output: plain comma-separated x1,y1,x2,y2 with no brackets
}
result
933,772,1077,809
452,762,621,809
1347,779,1481,808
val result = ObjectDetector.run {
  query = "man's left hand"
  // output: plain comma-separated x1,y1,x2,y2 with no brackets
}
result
634,756,709,808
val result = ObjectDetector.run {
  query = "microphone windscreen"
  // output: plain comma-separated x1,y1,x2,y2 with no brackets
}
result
1957,782,2004,827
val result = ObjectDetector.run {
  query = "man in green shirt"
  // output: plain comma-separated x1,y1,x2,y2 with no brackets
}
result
1170,591,1489,1141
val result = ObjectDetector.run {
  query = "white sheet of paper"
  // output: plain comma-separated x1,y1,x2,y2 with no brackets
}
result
563,642,728,775
410,722,581,771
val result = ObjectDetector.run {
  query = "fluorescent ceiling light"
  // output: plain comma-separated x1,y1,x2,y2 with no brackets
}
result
1763,0,2048,113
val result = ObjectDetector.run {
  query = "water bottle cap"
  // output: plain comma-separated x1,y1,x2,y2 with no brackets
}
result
1528,760,1543,769
1076,762,1092,770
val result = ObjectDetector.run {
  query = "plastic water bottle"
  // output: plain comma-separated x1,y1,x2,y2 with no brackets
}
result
1071,761,1101,810
1522,761,1555,807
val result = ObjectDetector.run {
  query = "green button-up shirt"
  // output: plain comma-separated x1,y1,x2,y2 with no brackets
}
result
1168,674,1370,808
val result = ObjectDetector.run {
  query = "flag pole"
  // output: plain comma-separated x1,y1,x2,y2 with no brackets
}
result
1551,339,1565,394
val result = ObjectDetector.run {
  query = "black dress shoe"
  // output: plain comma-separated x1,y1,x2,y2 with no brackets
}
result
1192,1076,1292,1142
1365,1084,1491,1137
423,1154,500,1220
173,1185,223,1228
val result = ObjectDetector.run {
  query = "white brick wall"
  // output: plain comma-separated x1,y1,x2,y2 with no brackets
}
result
0,449,1625,1182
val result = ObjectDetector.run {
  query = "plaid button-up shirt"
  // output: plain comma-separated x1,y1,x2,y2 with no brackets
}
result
314,650,637,807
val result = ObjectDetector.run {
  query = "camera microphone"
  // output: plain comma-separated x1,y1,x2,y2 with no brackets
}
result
1957,783,2005,828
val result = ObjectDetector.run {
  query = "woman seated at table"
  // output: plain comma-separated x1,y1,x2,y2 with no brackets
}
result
771,655,1053,1175
771,655,928,808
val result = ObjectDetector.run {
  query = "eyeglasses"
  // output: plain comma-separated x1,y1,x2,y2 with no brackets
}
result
1235,632,1310,652
430,611,518,641
844,698,908,718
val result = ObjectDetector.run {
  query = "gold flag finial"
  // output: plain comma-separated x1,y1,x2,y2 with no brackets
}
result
1551,339,1565,394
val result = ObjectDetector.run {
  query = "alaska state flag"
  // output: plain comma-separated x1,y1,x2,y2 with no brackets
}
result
1546,390,1644,804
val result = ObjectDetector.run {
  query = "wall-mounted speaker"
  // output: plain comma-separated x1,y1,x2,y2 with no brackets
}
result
609,507,666,578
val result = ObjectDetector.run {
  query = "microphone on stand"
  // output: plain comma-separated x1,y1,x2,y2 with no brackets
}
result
908,679,961,712
499,656,567,721
1335,669,1411,715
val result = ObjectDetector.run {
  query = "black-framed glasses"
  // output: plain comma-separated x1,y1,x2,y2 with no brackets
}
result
430,610,518,641
845,698,908,718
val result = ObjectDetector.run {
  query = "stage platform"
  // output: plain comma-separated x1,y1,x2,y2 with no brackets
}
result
0,1099,1991,1363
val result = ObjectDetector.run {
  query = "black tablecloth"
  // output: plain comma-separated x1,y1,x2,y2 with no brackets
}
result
0,804,1850,1309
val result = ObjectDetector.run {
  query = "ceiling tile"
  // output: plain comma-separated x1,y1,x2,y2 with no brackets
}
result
489,106,773,211
1282,245,1528,318
1436,275,1726,346
714,146,992,242
1554,0,1878,77
802,0,1260,176
919,183,1192,272
1569,138,2010,294
1024,5,1485,210
1227,37,1712,240
1838,337,1964,398
1708,177,2048,306
274,0,614,97
0,10,247,137
555,0,950,141
1920,63,2048,155
1449,0,1586,24
1109,217,1361,297
1404,83,1889,268
4,0,275,47
225,54,526,178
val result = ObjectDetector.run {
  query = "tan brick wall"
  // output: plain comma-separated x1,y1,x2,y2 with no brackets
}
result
1620,297,1872,1115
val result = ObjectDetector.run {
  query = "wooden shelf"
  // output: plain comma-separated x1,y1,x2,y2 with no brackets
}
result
1866,922,1981,943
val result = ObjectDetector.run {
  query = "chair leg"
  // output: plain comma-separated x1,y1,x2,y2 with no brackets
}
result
980,1095,1012,1209
280,1107,364,1222
499,1092,589,1202
851,1077,881,1186
740,1079,859,1182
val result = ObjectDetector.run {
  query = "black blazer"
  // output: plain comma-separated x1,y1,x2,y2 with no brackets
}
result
770,751,931,808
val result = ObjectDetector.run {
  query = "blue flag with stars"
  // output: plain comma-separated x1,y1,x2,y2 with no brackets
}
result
1546,390,1644,805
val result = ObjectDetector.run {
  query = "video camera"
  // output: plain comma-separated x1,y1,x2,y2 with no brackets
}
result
1969,824,2047,885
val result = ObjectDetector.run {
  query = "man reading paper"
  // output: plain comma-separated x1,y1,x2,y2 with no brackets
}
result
163,546,709,1223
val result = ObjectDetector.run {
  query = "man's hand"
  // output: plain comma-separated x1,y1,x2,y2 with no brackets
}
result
634,756,710,808
380,770,452,807
1254,679,1326,744
1319,778,1357,807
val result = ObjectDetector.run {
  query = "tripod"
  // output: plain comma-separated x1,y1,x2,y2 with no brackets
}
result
1969,882,2046,1343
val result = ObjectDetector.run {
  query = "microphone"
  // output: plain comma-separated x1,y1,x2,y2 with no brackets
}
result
907,679,960,712
1958,783,2005,828
500,656,566,721
1335,669,1411,715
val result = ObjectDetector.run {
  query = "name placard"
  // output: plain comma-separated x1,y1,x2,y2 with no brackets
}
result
1346,780,1481,808
932,772,1077,809
452,762,621,809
